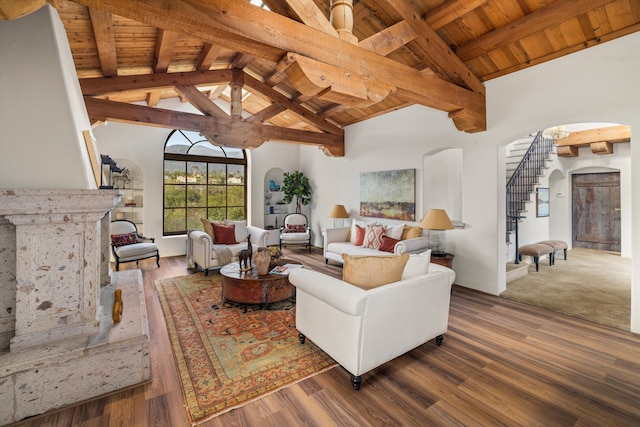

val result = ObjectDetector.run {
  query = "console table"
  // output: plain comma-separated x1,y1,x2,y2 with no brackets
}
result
430,253,454,269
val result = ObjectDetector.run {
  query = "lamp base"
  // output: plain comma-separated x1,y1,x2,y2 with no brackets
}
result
431,251,447,257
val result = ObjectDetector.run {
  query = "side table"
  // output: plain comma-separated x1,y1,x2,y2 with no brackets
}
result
430,253,454,269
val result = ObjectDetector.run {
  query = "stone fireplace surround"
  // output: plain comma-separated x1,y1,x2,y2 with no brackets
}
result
0,190,151,425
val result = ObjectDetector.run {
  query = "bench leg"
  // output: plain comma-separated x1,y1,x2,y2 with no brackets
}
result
533,256,539,272
564,248,567,260
550,253,554,266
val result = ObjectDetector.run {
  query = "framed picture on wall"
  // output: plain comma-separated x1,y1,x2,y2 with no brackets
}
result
536,187,550,217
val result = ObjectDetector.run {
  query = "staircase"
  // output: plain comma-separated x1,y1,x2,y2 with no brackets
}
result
505,131,556,262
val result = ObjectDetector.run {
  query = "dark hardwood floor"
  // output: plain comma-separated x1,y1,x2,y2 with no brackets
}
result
14,247,640,426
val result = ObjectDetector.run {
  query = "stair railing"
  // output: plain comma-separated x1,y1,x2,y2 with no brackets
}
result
506,131,555,262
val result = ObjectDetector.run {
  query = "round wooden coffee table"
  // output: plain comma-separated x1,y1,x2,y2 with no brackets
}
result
219,259,300,305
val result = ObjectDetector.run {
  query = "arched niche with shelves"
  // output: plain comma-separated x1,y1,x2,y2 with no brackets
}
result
264,167,290,245
112,158,145,234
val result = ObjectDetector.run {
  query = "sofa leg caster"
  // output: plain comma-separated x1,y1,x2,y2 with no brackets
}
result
299,333,306,344
325,259,328,264
204,269,209,276
436,335,444,346
350,375,362,390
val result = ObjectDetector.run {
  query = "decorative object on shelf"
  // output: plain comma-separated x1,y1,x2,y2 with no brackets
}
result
282,171,312,213
112,288,123,323
360,169,415,220
269,180,281,191
125,196,136,206
329,204,349,227
254,247,271,275
420,209,455,257
100,154,125,189
112,168,131,189
269,246,282,267
238,235,253,272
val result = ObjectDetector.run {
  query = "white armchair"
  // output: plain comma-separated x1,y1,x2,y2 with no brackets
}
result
110,220,160,271
280,213,311,252
289,262,455,390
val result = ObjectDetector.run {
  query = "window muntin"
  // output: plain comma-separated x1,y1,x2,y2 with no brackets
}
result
163,130,246,235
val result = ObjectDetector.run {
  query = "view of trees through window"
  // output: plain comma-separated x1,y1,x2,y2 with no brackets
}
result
163,130,247,235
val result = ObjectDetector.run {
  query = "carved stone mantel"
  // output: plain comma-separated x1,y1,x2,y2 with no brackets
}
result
0,189,121,350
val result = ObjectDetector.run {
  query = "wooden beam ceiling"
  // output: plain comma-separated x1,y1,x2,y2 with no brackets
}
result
69,0,487,133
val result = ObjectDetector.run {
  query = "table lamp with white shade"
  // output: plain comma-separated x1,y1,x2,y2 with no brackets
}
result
420,209,455,257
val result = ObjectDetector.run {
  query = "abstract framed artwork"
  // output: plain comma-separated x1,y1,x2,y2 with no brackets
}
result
360,169,415,221
536,187,550,217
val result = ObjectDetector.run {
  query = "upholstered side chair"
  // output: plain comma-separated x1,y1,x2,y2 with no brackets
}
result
110,219,160,271
280,213,311,252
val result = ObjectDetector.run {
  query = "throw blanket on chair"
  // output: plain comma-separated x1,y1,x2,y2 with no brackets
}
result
213,246,233,266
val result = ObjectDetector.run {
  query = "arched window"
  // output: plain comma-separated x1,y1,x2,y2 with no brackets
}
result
163,130,247,235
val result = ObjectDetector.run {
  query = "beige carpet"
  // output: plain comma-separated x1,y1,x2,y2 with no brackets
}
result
501,248,631,331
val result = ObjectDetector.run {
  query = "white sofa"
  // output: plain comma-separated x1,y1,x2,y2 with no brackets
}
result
186,226,269,275
323,225,431,265
289,261,455,389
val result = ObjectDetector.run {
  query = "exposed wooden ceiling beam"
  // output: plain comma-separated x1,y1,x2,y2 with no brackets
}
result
80,70,235,95
556,125,631,147
243,103,287,124
368,0,484,94
284,0,338,37
84,97,344,155
230,53,255,70
70,0,486,132
358,20,418,56
173,85,229,119
195,43,222,71
0,0,45,20
154,29,179,73
424,0,487,30
242,72,344,135
455,0,619,62
88,8,117,77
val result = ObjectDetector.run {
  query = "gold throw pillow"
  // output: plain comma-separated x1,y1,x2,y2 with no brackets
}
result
342,253,410,290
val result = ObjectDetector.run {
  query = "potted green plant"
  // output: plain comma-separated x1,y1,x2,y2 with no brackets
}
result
282,171,312,213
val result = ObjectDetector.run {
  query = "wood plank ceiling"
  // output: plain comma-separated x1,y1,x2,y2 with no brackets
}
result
4,0,640,156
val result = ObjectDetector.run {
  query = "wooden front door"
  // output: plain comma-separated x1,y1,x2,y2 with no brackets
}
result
572,172,621,252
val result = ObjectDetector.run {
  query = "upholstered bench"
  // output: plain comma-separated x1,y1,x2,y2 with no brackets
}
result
518,244,553,272
537,240,568,265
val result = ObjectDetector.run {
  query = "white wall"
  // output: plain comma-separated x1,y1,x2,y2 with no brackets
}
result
0,6,96,189
301,31,639,333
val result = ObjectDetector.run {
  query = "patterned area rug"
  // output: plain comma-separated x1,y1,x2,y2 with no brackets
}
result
155,273,336,425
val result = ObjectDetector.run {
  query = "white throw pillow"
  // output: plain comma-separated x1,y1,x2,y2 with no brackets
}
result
401,249,431,280
224,219,248,243
385,223,405,240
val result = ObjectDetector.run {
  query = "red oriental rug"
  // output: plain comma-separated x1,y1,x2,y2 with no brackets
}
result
155,273,336,425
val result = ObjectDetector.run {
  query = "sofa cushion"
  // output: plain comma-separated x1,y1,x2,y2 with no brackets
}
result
385,223,404,240
401,226,422,240
114,242,156,258
342,253,410,290
327,242,386,257
379,236,399,253
362,224,385,250
224,219,248,243
213,223,237,244
111,232,140,247
353,224,366,246
402,250,431,280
